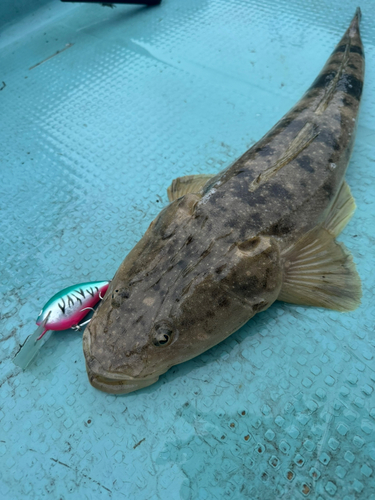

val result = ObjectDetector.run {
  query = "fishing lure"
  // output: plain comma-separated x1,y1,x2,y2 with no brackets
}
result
35,280,110,340
13,280,110,369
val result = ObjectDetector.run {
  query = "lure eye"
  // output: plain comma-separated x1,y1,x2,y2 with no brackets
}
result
153,325,173,347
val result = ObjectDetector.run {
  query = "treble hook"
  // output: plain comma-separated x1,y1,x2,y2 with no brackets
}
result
71,306,97,331
71,318,92,331
80,307,96,313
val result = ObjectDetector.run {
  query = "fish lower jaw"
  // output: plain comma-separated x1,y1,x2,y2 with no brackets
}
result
83,330,161,394
86,364,160,394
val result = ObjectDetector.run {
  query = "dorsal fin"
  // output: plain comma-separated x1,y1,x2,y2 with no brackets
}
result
167,174,214,202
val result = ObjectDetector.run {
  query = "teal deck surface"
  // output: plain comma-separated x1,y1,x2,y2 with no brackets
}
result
1,1,375,498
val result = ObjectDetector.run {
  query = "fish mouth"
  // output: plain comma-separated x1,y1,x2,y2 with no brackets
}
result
83,327,160,395
86,366,160,394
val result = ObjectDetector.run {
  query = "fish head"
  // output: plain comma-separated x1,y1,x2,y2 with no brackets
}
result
83,195,282,394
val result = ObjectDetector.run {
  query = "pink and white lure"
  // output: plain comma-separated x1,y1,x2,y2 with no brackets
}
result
36,281,110,340
13,280,110,370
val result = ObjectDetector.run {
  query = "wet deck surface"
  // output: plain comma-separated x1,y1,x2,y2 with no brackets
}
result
1,0,375,498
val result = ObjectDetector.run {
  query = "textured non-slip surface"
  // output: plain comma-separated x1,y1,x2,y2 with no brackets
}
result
1,1,375,498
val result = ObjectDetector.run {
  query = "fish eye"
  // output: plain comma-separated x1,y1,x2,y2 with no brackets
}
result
153,324,173,347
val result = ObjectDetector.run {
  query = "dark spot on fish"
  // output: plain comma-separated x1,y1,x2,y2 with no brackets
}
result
332,43,346,54
250,213,261,227
244,435,250,441
234,169,245,177
215,264,227,274
175,298,180,302
261,268,272,289
206,310,215,318
111,288,129,308
225,218,239,229
336,74,363,101
201,248,211,258
348,63,357,70
269,219,293,236
300,180,307,188
310,71,336,91
277,115,294,129
186,236,193,245
333,44,363,57
135,315,143,324
297,155,314,173
250,193,266,205
218,296,230,308
255,145,274,157
180,317,197,328
332,138,341,151
350,45,364,57
322,179,334,198
238,237,260,252
269,183,290,198
241,276,259,291
162,231,174,240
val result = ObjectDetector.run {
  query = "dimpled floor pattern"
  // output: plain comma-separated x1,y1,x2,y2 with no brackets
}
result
1,1,375,499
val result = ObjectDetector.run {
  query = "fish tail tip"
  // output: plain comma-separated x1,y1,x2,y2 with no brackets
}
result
348,7,362,36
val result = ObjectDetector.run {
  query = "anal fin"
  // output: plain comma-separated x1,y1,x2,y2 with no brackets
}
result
324,180,356,237
167,174,214,202
279,227,361,311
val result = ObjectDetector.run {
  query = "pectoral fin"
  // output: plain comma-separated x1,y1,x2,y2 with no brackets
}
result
279,227,361,311
323,180,356,237
167,174,214,202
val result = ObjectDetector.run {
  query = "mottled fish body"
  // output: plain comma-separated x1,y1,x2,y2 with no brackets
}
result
84,11,364,394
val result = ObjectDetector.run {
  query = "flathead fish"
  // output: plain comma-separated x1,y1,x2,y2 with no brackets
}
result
83,10,364,394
